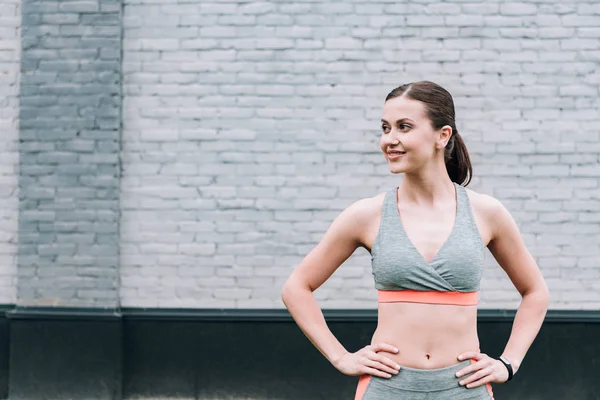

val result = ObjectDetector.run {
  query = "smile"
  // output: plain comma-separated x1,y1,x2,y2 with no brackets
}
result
387,152,406,160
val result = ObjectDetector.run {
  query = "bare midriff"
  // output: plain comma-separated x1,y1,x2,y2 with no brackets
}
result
371,301,480,369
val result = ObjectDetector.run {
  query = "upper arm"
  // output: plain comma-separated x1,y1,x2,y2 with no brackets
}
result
485,196,549,298
282,198,371,293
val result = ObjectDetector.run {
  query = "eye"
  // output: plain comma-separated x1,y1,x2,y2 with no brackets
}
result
381,125,390,133
399,123,411,130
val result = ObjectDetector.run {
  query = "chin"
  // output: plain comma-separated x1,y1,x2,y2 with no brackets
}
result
388,165,406,174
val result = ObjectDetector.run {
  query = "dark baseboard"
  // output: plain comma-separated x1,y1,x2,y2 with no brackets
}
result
0,306,598,399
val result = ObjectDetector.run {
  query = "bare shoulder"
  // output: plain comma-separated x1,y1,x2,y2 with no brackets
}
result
463,186,511,245
464,186,504,215
344,190,387,248
347,190,387,224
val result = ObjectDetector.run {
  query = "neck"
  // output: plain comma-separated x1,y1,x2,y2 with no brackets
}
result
398,173,455,207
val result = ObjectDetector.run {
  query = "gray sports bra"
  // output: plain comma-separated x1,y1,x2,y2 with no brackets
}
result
371,182,485,293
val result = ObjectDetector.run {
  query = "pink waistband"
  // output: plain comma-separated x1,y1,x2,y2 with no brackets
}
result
377,290,478,306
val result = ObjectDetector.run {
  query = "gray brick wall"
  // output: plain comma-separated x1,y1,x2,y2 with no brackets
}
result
0,0,20,304
120,0,600,309
18,0,122,307
9,1,600,309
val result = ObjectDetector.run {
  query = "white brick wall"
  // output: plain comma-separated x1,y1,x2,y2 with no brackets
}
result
0,0,20,304
120,0,600,309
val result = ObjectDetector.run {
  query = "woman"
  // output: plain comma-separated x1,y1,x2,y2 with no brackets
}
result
281,81,550,399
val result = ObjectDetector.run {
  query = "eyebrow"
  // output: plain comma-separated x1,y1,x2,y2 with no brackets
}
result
381,118,414,124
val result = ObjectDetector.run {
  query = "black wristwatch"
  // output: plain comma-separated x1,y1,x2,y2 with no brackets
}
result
498,356,514,382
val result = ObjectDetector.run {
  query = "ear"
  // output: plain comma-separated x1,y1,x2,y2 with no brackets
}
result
436,125,453,149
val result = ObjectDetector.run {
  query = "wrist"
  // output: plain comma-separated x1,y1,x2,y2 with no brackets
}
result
498,355,516,382
330,349,349,368
501,354,521,373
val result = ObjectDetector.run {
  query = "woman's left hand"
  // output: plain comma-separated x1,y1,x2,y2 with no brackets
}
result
454,352,512,388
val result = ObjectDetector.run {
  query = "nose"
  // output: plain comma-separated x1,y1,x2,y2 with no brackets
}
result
384,130,400,146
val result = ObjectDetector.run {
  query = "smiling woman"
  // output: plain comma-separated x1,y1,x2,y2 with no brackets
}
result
379,82,473,187
281,81,549,400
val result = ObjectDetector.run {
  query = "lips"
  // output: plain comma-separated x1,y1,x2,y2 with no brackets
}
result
387,150,406,160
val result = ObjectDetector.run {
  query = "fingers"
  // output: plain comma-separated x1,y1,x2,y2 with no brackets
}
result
455,360,482,379
363,358,399,376
459,367,492,387
362,366,393,379
456,351,488,378
369,352,401,372
360,344,401,379
463,374,494,389
456,354,505,388
370,343,399,354
457,351,481,361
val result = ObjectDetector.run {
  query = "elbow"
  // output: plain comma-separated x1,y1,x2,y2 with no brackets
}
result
523,283,550,311
281,277,310,306
538,279,551,308
540,285,551,309
281,281,292,305
280,278,297,306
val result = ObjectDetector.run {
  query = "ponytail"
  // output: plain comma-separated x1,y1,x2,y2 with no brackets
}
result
445,130,472,187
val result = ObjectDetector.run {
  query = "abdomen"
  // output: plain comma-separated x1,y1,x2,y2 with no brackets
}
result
371,302,480,369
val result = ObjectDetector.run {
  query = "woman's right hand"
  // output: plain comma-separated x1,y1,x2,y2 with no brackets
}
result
333,343,401,378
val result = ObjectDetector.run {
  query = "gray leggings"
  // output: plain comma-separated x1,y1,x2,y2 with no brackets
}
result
356,360,495,400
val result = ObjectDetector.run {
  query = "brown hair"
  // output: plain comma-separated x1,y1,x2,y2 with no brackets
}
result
385,81,473,186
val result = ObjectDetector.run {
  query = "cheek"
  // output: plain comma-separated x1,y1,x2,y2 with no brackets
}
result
400,143,435,167
379,135,386,151
405,133,435,154
411,146,434,163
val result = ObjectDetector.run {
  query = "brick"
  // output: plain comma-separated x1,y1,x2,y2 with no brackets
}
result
446,15,484,26
500,3,537,15
461,4,499,14
58,1,100,13
406,16,445,26
562,15,600,27
577,28,600,40
481,17,521,30
539,28,576,39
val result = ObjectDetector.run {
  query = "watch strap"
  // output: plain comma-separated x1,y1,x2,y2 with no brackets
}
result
498,356,513,382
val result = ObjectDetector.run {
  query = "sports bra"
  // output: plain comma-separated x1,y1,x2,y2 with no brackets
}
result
370,182,485,306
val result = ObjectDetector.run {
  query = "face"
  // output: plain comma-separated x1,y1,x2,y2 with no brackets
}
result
380,95,452,175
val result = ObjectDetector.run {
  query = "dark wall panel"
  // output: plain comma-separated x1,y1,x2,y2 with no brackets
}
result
122,321,197,398
2,308,599,399
0,310,10,400
8,310,121,400
121,310,600,400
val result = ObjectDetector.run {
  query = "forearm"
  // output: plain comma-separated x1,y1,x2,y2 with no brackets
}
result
501,290,549,372
282,283,348,366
